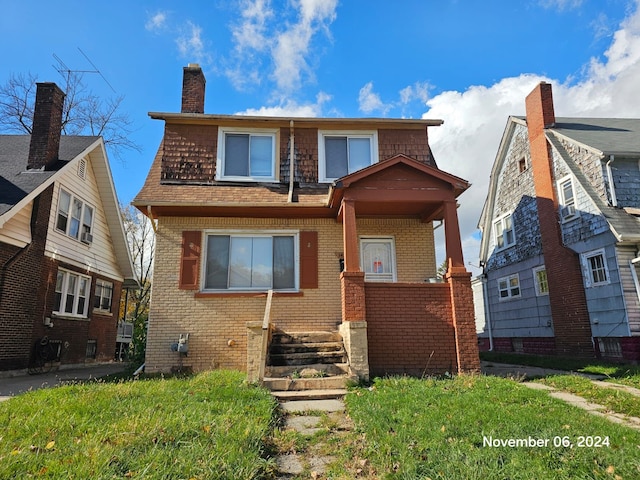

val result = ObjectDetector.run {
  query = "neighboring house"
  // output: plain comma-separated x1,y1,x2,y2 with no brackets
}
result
133,64,479,381
478,82,640,362
0,82,137,371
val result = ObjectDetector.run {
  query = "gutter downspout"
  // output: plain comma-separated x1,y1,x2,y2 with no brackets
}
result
606,155,617,207
481,270,494,351
287,120,295,203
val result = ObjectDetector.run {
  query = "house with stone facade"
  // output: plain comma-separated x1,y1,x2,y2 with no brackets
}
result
134,64,479,385
0,82,137,372
478,82,640,362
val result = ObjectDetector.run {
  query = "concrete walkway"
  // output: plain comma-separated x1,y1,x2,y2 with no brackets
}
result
0,363,127,402
273,394,352,479
482,360,640,431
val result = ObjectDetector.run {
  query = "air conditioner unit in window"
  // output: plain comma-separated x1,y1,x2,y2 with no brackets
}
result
561,205,575,219
81,232,93,244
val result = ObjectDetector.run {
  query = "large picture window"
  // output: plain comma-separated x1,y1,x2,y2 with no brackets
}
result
56,189,94,243
318,130,378,182
217,128,277,181
204,233,297,291
54,269,91,317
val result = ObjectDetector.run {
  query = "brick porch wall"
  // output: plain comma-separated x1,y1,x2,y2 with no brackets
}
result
365,283,458,376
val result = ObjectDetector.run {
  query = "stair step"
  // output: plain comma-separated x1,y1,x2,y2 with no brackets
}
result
269,350,347,366
265,363,350,378
271,389,348,401
263,375,354,392
272,331,342,344
270,341,344,354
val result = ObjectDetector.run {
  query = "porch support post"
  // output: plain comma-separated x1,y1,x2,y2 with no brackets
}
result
342,199,359,272
443,199,465,270
446,265,481,373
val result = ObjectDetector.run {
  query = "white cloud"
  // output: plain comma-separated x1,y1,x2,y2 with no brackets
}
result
425,1,640,274
358,82,392,115
538,0,584,11
145,11,168,32
235,91,331,117
176,21,212,65
399,82,431,105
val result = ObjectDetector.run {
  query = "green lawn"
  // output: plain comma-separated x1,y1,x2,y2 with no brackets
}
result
332,376,640,479
2,370,640,479
0,370,277,479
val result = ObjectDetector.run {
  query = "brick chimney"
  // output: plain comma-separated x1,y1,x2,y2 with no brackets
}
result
28,82,65,170
181,64,206,113
525,82,594,357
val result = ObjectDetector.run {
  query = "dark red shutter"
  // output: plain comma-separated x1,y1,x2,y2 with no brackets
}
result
179,231,201,290
300,231,318,289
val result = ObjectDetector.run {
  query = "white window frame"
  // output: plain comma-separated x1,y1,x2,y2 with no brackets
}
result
493,212,516,250
56,188,94,244
216,127,278,182
532,266,549,296
497,274,521,300
54,269,91,318
202,230,299,292
318,130,379,182
581,248,610,287
558,175,579,222
360,236,397,282
94,279,114,313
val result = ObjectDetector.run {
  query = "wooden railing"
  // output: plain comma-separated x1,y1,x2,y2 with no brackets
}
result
258,289,274,381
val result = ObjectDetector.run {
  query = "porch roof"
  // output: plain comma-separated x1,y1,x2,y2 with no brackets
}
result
329,154,470,222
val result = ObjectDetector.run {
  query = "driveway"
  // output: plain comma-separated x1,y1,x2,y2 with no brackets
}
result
0,363,127,401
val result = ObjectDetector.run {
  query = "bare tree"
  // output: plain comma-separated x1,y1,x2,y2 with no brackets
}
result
0,71,140,159
120,205,155,363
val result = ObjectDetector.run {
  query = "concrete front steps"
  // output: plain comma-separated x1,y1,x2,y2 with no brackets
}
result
264,331,356,396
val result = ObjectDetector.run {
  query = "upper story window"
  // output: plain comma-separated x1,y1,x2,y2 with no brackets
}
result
518,157,528,173
318,130,378,182
558,175,578,222
493,213,515,250
54,269,91,317
581,248,610,287
203,232,298,291
498,274,520,300
216,128,277,181
56,189,94,244
533,266,549,296
360,237,397,282
94,279,114,312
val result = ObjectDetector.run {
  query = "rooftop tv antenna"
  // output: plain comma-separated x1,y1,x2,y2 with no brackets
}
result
53,48,116,93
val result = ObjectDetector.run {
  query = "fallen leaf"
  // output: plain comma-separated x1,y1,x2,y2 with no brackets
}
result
440,425,446,433
45,441,55,450
606,465,615,474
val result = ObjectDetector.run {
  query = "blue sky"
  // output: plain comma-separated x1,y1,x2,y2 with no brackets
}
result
2,0,640,273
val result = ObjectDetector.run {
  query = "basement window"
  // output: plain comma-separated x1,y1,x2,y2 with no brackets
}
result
597,338,622,358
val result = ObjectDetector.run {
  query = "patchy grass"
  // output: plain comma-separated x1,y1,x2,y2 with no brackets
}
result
332,375,640,479
0,370,277,480
537,375,640,419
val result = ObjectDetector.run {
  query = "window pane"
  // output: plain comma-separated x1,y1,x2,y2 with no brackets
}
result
94,282,103,309
57,191,70,232
83,205,93,233
325,137,348,179
589,254,607,283
273,236,295,289
69,198,82,239
224,134,249,176
101,283,113,310
251,237,273,288
55,271,64,311
494,221,504,248
563,181,574,203
362,241,392,274
205,235,230,289
229,237,253,287
250,136,273,177
348,137,372,172
65,274,77,313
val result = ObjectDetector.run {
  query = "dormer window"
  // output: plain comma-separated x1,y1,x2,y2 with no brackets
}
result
217,128,277,181
318,130,378,182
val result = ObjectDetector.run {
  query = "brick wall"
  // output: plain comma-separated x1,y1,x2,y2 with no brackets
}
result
145,216,436,373
365,283,457,376
0,186,53,370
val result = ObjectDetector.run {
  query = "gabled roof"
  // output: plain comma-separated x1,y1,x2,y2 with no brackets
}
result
0,135,98,216
0,134,136,282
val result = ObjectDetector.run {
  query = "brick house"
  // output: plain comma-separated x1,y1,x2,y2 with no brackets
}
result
478,82,640,362
134,64,479,381
0,82,137,371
